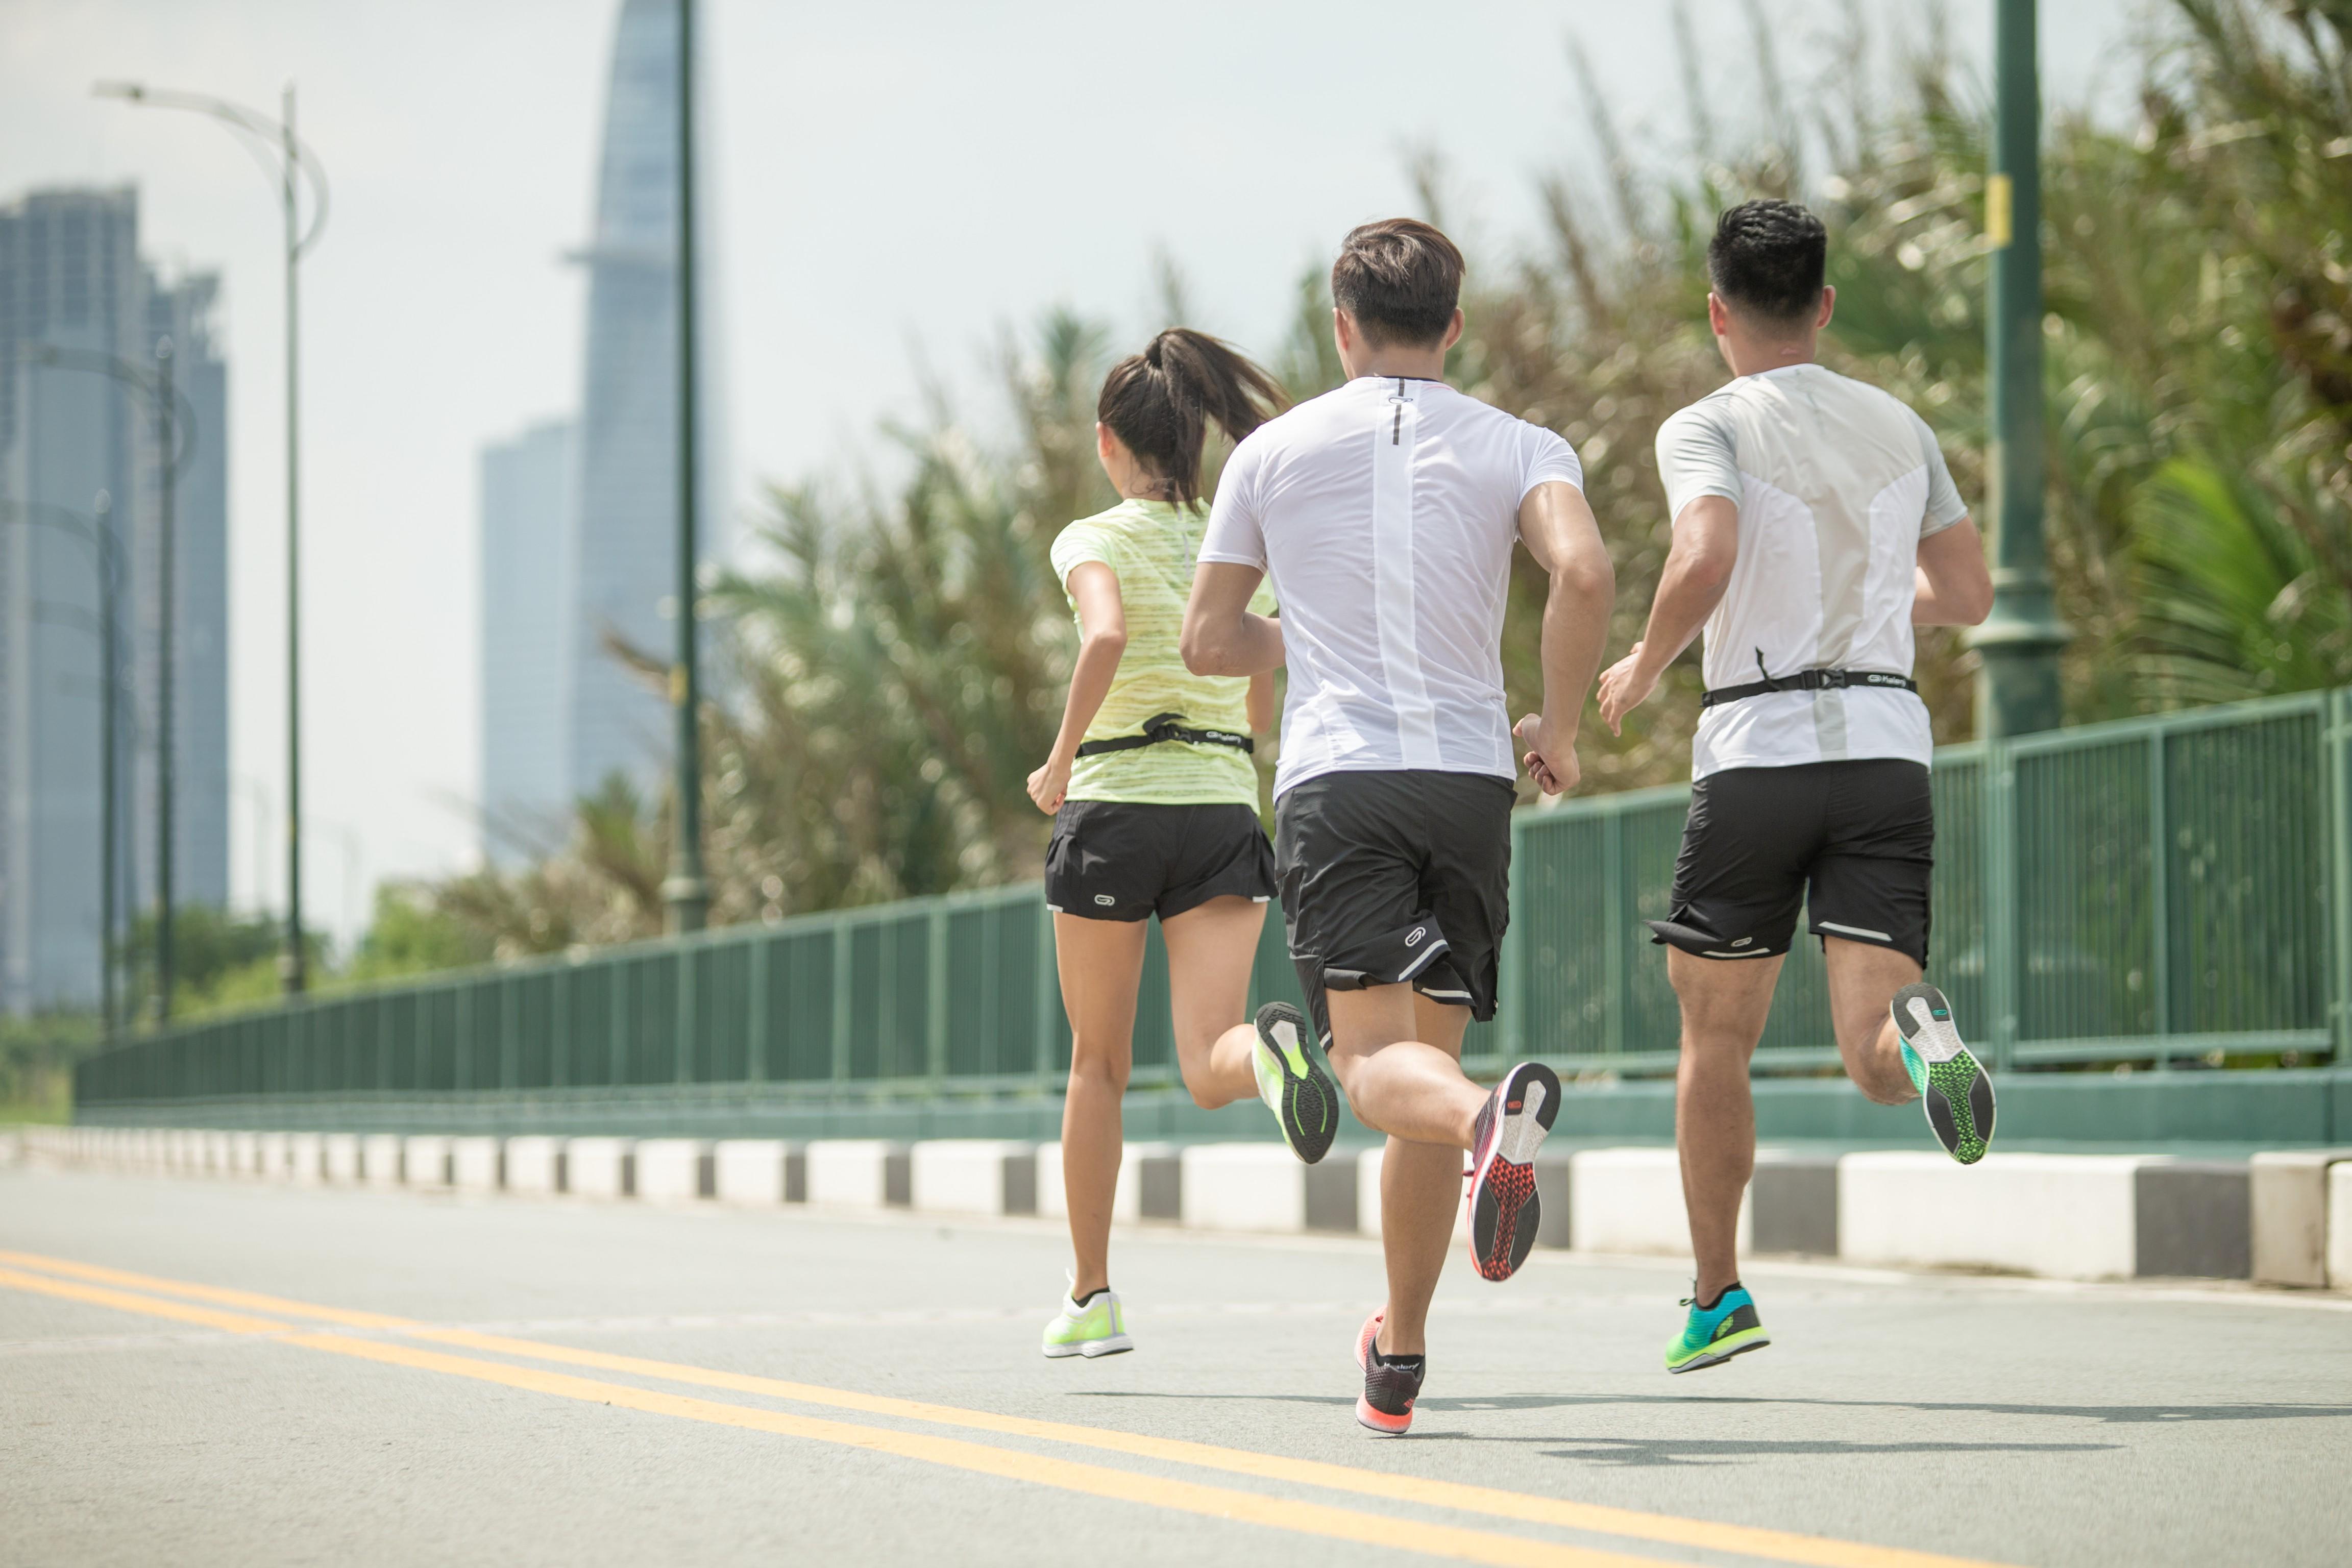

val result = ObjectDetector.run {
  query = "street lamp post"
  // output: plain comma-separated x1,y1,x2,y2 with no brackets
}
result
660,0,711,935
155,335,178,1020
1970,0,2070,737
96,78,329,991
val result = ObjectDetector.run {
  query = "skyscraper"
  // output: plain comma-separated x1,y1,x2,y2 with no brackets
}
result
478,418,577,863
0,185,230,1016
567,0,725,804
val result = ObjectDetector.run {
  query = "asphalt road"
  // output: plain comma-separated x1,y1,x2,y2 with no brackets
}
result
3,1163,2347,1568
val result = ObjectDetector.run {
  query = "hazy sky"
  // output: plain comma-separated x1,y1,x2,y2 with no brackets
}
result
0,0,2149,944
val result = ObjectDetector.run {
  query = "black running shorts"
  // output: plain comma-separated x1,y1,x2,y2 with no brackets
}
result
1650,758,1933,966
1045,800,1276,923
1273,769,1515,1041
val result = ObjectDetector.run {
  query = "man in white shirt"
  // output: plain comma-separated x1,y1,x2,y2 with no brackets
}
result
1597,199,1996,1376
1183,219,1614,1436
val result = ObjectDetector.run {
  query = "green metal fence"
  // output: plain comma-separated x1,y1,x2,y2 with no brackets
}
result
77,690,2348,1114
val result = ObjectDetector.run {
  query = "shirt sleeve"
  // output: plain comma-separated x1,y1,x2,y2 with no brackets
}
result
1518,424,1584,499
1656,402,1744,524
1197,436,1268,571
1907,406,1969,537
1048,522,1117,594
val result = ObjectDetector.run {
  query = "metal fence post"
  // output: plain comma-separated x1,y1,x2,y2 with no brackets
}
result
1604,803,1627,1060
747,934,770,1085
552,964,572,1089
2330,690,2352,1064
1501,815,1528,1061
2148,730,2172,1063
831,918,853,1085
1035,899,1059,1087
1986,738,2020,1070
927,906,949,1083
676,940,697,1084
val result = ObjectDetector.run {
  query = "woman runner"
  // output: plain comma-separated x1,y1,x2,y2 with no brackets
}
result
1029,329,1338,1359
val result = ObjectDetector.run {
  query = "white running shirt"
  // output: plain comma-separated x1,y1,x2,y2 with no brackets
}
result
1656,363,1967,781
1199,376,1584,797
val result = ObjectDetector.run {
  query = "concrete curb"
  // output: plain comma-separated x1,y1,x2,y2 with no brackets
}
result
21,1125,2349,1291
635,1139,714,1202
505,1136,566,1195
713,1139,801,1204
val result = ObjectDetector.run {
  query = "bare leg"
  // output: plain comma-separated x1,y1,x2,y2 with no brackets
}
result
1668,948,1782,1302
1052,913,1145,1300
1159,896,1267,1111
1324,985,1488,1149
1367,994,1472,1358
1824,937,1925,1105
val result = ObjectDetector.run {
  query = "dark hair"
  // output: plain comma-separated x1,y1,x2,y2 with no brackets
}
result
1096,329,1286,508
1330,218,1464,348
1707,200,1828,324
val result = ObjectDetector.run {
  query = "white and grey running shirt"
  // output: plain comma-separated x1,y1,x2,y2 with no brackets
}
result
1656,363,1967,780
1200,376,1583,797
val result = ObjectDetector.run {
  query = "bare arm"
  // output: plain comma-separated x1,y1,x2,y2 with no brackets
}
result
1026,561,1126,814
1180,561,1284,677
1247,669,1276,733
1596,495,1738,736
1510,480,1617,795
1914,518,1993,626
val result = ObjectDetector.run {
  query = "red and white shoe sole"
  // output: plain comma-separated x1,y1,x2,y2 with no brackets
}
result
1466,1063,1560,1282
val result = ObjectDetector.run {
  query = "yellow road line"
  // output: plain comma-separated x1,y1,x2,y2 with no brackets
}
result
0,1264,1664,1568
0,1248,2014,1568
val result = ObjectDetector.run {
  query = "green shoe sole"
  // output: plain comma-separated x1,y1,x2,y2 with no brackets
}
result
1891,982,1996,1166
1252,1002,1338,1165
1665,1324,1771,1374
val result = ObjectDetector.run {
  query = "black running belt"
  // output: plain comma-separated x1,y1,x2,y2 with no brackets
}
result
1702,649,1918,709
1074,711,1255,758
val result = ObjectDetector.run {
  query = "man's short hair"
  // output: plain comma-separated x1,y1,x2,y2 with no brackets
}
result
1707,200,1828,324
1330,218,1464,347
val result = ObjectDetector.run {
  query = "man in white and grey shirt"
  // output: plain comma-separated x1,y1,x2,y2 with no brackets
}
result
1183,219,1614,1436
1598,200,1997,1375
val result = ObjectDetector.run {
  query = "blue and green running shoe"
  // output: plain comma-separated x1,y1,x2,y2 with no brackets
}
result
1663,1283,1770,1374
1250,1001,1339,1165
1891,982,1995,1165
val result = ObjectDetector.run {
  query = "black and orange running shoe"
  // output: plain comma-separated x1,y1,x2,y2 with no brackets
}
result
1353,1310,1424,1437
1465,1061,1560,1282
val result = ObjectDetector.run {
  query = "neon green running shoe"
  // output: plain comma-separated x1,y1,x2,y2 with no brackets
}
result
1891,982,1996,1165
1250,1001,1339,1165
1041,1282,1132,1359
1663,1283,1770,1374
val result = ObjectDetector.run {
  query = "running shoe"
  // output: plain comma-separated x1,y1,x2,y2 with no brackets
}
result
1891,982,1995,1165
1250,1001,1339,1165
1041,1282,1132,1359
1353,1310,1424,1436
1465,1061,1560,1282
1663,1283,1770,1373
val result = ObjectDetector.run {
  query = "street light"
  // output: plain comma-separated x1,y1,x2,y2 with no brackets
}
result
0,493,128,1036
659,0,712,934
16,341,200,1021
1970,0,2070,737
95,78,330,990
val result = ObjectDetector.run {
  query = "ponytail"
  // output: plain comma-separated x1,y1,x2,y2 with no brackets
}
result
1096,328,1286,508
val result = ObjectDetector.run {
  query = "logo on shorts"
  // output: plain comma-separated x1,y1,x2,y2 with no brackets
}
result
1405,926,1426,947
1093,894,1116,907
1731,937,1752,948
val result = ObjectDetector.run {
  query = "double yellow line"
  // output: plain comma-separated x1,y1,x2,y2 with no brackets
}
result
0,1250,2006,1568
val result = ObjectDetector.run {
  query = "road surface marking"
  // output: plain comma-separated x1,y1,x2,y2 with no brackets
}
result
0,1264,1676,1568
2,1249,2017,1568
